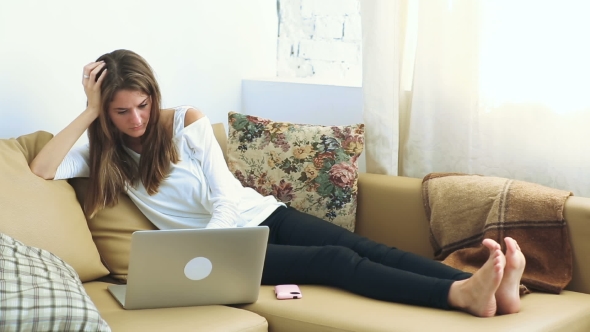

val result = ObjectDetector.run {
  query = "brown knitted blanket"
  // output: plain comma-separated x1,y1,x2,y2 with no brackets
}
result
422,173,573,294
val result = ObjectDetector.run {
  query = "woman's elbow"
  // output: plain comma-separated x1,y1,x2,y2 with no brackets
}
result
29,163,55,180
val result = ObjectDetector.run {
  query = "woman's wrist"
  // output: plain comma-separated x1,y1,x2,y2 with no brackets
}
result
83,106,101,120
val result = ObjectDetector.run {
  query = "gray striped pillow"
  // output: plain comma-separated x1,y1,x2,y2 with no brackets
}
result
0,233,111,332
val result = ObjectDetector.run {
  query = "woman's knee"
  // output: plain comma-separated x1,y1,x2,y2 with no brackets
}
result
314,245,365,280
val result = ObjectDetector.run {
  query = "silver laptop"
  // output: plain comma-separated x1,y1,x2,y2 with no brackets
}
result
107,226,269,310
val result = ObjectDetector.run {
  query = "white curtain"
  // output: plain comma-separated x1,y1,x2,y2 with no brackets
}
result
362,0,590,197
360,0,401,174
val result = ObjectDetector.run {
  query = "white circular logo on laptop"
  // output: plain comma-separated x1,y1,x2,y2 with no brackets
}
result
184,257,213,280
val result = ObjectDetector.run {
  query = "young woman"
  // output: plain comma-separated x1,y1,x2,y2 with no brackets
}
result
30,49,525,317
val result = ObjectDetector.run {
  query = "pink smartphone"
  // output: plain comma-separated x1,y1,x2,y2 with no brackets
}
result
274,284,302,300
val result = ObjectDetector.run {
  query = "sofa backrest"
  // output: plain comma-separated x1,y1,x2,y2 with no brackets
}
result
212,123,228,161
0,132,109,282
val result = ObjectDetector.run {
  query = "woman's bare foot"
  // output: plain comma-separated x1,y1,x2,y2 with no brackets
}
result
495,237,526,315
448,239,505,317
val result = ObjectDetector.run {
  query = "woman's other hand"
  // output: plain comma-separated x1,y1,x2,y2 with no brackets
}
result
82,61,107,118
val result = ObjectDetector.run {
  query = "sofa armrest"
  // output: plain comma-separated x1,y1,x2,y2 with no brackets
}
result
355,173,434,259
564,196,590,294
356,172,590,295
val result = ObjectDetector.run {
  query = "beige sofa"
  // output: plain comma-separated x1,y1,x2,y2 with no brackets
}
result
2,124,590,332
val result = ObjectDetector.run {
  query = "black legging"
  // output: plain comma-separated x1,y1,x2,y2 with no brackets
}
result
259,206,472,309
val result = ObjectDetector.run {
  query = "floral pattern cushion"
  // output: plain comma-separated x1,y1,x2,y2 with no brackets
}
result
227,112,365,231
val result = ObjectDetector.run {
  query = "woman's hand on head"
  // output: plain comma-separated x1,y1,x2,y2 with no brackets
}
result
82,61,107,118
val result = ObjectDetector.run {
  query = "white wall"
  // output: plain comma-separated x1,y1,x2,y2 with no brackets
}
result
241,77,365,172
0,0,277,140
242,78,362,125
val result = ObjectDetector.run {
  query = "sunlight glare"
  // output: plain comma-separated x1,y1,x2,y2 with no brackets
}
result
479,0,590,114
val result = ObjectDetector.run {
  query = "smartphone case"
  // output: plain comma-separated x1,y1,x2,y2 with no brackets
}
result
274,284,302,299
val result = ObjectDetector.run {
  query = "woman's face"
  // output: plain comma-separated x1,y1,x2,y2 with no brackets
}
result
108,89,151,140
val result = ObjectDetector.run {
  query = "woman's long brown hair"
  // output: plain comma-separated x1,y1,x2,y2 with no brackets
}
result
84,49,179,219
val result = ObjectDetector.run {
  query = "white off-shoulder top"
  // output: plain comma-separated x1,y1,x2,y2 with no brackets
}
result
55,105,284,229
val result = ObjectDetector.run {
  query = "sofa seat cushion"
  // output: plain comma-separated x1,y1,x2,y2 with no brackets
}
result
235,285,590,332
84,282,268,332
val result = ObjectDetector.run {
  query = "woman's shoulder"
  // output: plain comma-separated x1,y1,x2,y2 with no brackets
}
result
183,108,206,128
163,106,208,136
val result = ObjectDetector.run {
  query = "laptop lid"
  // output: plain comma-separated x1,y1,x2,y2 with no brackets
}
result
108,226,269,310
